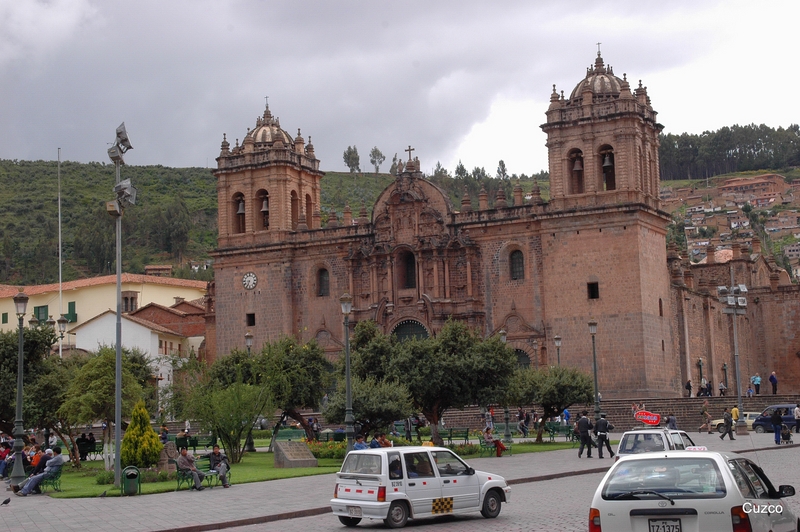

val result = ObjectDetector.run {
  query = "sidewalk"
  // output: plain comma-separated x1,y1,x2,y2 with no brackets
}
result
0,431,792,532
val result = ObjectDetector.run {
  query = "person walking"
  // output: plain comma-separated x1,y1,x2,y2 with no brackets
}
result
576,411,594,459
770,409,783,445
698,400,712,434
731,404,740,428
684,379,692,398
769,371,778,395
794,404,800,434
719,408,735,441
751,373,761,395
594,413,615,459
718,381,727,397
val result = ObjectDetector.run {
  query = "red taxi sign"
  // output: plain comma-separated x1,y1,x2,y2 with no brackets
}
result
633,410,661,425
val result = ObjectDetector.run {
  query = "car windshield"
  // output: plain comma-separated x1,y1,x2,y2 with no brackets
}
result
602,457,726,500
341,453,382,475
618,433,666,454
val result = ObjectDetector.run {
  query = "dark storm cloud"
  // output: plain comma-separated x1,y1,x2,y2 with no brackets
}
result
0,0,795,176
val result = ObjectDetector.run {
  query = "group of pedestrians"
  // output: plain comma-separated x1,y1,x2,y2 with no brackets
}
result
750,372,779,395
575,411,615,459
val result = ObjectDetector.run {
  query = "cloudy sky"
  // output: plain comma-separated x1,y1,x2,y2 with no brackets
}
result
1,0,797,177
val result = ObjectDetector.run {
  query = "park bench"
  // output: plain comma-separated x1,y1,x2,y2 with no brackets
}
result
491,422,519,437
274,428,305,441
478,438,512,458
170,456,230,490
40,468,63,493
446,428,470,445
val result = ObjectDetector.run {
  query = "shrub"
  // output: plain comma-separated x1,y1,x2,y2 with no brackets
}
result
306,439,347,460
448,443,479,456
95,470,115,485
121,400,163,468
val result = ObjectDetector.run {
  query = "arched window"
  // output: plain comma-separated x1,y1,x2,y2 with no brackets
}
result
232,193,245,234
516,349,530,369
398,250,416,289
392,320,429,342
317,269,329,297
568,149,584,194
257,190,269,229
290,191,299,230
305,194,313,229
599,145,616,191
510,250,524,280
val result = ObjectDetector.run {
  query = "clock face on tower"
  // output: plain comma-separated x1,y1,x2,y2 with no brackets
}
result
242,272,258,290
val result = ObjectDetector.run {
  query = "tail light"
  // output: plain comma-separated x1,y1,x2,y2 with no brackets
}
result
377,486,386,502
333,483,338,499
730,506,753,532
589,508,601,532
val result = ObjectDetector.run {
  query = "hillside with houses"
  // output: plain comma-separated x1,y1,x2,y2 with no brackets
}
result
661,171,800,279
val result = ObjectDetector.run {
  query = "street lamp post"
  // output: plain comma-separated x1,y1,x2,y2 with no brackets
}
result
244,331,256,452
10,291,29,488
245,331,254,356
340,293,355,452
717,274,748,435
42,315,67,449
554,335,562,366
588,319,600,423
498,329,512,443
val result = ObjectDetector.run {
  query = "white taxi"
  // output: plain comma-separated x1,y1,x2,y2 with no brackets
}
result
590,450,798,532
331,446,511,528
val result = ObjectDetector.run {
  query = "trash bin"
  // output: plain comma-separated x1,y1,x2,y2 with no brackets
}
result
121,466,141,496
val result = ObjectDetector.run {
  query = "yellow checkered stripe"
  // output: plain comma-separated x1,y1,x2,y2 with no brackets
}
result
431,496,454,514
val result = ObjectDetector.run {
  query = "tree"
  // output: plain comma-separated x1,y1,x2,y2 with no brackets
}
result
343,146,361,173
387,320,516,445
324,376,413,438
165,196,192,262
187,376,272,463
508,365,593,443
389,153,398,176
124,349,157,416
121,400,162,468
261,337,332,443
369,147,385,175
454,160,468,179
23,353,88,467
59,348,142,470
497,160,508,180
0,325,57,436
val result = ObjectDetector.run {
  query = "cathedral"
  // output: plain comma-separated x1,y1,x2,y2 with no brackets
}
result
205,53,800,398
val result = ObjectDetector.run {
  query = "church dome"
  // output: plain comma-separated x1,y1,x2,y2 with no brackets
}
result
248,104,294,146
567,52,624,104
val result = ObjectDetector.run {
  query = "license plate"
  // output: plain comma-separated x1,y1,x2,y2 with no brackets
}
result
648,519,681,532
347,506,362,517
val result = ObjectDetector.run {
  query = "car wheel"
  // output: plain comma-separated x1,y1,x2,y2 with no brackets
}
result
717,424,725,434
337,516,361,527
755,425,765,434
481,489,502,519
384,501,409,529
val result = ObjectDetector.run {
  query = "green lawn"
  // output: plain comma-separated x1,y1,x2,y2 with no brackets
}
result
49,438,617,498
50,453,341,499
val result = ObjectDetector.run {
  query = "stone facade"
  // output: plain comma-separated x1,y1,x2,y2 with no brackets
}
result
206,53,800,398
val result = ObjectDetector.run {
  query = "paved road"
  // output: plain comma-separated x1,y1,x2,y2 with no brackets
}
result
0,431,797,532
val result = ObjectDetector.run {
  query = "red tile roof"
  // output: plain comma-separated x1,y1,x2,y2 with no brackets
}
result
0,274,207,299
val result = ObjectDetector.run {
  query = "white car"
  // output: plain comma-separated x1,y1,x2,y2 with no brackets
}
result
331,446,511,528
616,428,696,460
590,450,798,532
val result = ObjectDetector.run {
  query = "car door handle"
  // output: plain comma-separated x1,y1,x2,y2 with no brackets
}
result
408,482,415,486
443,480,450,483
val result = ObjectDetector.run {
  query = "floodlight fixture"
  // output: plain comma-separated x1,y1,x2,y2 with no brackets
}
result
738,284,748,294
115,122,133,152
717,286,729,296
107,144,124,164
737,297,747,307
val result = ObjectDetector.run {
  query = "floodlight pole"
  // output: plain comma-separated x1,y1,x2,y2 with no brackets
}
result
114,156,123,488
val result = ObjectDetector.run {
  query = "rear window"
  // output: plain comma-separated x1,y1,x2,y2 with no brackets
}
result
602,457,726,500
618,433,667,454
341,453,382,475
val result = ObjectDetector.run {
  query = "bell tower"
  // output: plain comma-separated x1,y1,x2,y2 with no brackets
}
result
542,52,662,211
213,103,323,249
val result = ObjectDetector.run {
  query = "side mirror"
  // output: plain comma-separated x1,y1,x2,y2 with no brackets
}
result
777,485,795,498
466,467,475,476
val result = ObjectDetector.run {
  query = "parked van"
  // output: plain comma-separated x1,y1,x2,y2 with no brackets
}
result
752,404,798,433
